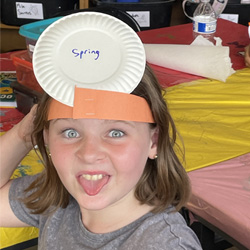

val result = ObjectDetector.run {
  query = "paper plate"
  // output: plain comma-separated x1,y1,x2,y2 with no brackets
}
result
33,12,146,106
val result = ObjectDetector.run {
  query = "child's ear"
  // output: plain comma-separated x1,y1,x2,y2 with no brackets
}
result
148,127,159,160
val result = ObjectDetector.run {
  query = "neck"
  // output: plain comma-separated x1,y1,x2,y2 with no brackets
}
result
80,195,153,234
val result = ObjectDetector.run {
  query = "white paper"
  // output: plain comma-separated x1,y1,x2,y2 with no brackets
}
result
126,11,150,28
219,14,239,24
144,36,235,82
16,2,44,20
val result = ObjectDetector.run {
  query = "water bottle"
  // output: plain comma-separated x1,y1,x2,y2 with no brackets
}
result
193,0,217,42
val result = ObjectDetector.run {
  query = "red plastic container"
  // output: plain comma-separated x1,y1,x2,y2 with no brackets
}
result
11,50,43,93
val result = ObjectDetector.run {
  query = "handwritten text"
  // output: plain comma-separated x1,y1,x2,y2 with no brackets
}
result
72,49,100,60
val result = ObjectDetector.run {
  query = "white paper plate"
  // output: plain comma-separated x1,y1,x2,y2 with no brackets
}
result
33,12,146,106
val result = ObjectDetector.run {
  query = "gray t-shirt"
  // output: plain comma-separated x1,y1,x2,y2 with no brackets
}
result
9,175,202,250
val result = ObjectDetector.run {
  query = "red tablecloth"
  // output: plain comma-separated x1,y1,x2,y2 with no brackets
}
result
138,18,249,87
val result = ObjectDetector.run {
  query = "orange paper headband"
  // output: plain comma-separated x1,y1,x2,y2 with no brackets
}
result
48,87,155,123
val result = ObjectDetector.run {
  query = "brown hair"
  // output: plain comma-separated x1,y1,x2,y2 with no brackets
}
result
132,65,190,213
23,64,190,214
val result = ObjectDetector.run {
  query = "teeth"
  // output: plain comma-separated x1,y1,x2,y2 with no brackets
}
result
82,174,104,181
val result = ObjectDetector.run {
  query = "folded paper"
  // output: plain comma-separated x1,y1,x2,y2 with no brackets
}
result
144,36,235,82
48,87,155,123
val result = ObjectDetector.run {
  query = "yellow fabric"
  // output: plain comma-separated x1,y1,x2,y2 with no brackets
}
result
0,145,43,249
0,227,39,249
165,68,250,172
10,149,44,179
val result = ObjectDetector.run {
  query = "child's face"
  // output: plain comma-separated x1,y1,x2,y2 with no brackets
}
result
44,118,158,212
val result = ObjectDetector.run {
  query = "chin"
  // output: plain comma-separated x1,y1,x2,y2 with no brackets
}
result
76,194,113,211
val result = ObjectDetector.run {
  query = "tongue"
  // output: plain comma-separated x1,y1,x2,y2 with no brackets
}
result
80,176,109,196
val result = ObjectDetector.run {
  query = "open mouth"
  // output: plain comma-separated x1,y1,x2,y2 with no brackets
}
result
78,173,110,196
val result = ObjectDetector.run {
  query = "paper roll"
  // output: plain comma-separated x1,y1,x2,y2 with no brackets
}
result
143,42,235,82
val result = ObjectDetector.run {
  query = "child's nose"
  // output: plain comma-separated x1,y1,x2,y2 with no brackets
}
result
76,137,106,164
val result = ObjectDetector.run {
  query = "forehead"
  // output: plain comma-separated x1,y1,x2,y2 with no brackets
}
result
50,118,141,127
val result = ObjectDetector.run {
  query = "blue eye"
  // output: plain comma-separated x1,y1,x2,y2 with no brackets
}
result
109,130,124,138
64,129,79,138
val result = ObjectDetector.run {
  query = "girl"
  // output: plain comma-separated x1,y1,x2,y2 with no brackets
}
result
0,65,201,249
0,12,202,249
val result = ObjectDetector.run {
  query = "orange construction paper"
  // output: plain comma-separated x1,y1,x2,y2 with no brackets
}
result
48,87,155,123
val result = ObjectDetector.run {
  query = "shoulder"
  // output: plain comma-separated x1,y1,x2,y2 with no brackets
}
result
9,174,42,227
10,174,40,200
10,175,79,231
123,207,202,250
160,208,202,249
9,175,77,226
